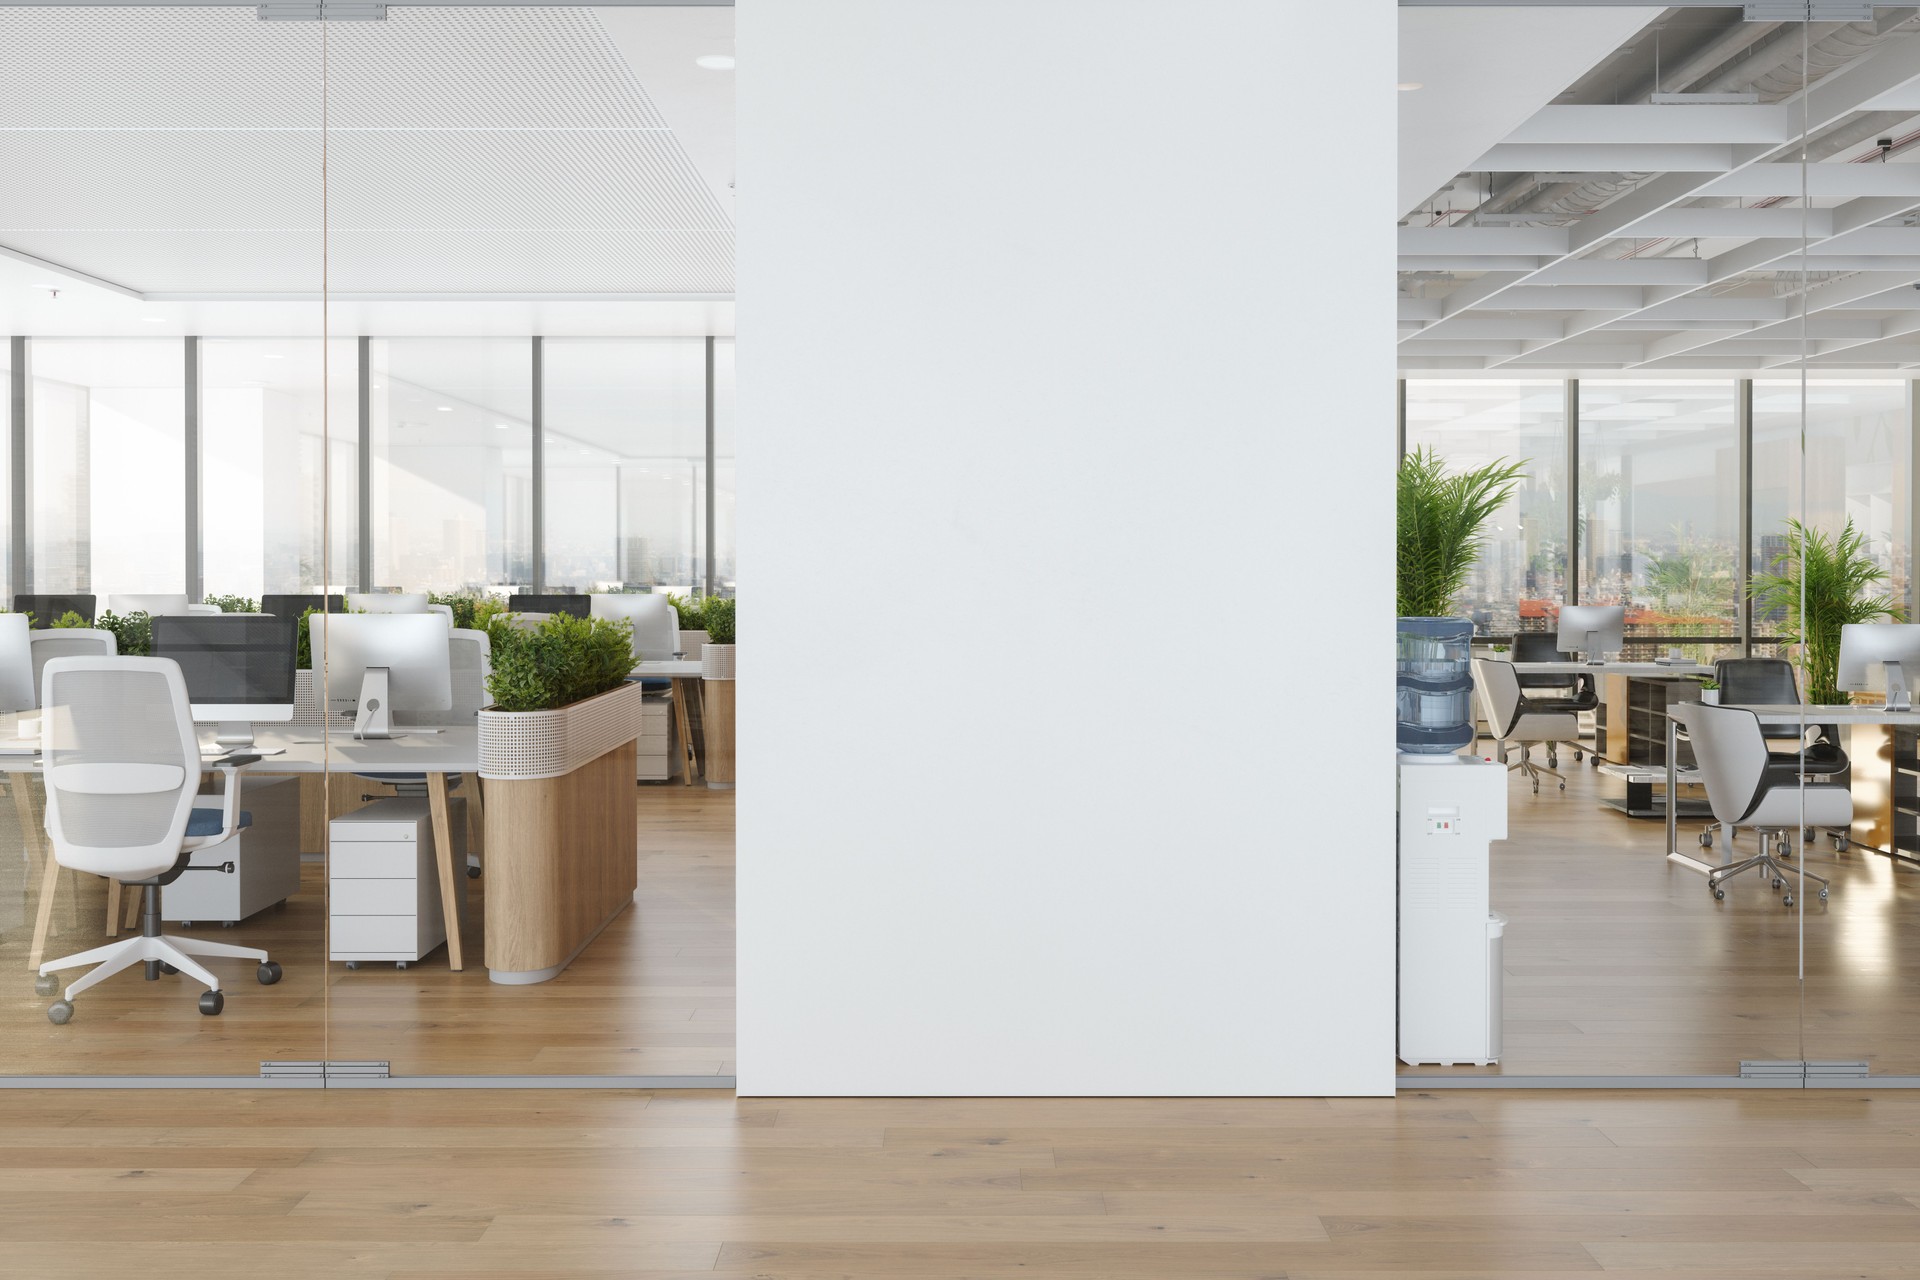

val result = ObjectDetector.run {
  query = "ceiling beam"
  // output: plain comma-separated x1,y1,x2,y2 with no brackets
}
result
1470,143,1737,173
1531,259,1713,285
1502,105,1795,146
1701,163,1920,198
1397,227,1570,255
1623,207,1835,238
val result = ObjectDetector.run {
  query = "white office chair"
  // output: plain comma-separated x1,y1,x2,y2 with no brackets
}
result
1474,658,1578,794
504,611,551,631
1675,700,1842,909
185,603,222,616
33,655,282,1022
29,629,115,708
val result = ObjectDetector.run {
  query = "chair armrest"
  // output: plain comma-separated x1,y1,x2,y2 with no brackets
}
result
200,758,256,844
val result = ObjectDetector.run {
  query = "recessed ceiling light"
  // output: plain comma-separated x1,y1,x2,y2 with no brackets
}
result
1398,82,1424,91
435,405,453,412
494,423,511,430
141,316,166,324
695,54,735,71
262,353,285,360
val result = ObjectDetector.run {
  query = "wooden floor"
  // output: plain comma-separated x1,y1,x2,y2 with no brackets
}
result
7,1087,1920,1276
0,779,734,1078
1430,733,1920,1078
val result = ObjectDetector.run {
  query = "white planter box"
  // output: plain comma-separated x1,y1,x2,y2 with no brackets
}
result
478,679,647,781
702,643,736,680
678,628,709,660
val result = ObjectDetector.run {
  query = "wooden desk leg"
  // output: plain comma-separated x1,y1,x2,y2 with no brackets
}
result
426,771,465,972
27,838,58,973
674,679,698,786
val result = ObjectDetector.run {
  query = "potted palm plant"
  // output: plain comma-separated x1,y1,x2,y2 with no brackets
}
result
1748,518,1904,705
1397,447,1525,755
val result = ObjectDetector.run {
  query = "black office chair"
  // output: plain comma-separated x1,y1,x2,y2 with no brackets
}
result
1699,656,1850,856
1510,632,1596,767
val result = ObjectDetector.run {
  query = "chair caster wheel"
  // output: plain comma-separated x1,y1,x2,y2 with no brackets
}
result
1558,782,1566,791
1531,783,1540,794
466,866,481,879
198,990,224,1016
1699,831,1715,847
47,1000,73,1025
1713,887,1726,900
159,962,178,975
1836,838,1851,852
1819,888,1829,900
257,962,282,986
1803,828,1815,842
34,973,57,997
1783,895,1795,908
1777,843,1790,858
345,961,359,971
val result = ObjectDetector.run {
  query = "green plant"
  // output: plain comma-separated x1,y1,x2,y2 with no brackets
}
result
51,611,86,629
96,610,153,657
296,606,322,669
202,593,258,613
1396,447,1526,618
429,591,511,631
664,593,707,631
1748,518,1905,705
702,597,734,645
483,613,635,713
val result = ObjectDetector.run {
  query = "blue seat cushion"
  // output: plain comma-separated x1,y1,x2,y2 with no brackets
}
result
628,677,672,693
187,808,252,838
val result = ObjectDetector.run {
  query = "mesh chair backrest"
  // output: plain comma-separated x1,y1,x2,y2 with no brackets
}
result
40,656,198,879
1672,701,1770,826
1473,658,1523,736
1511,631,1577,692
1714,657,1799,707
29,630,115,709
406,629,490,725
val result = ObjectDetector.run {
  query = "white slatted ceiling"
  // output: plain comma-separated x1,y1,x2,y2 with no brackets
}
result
0,5,730,295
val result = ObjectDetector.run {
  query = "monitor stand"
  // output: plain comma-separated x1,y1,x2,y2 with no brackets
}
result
1584,631,1604,666
354,667,395,739
1886,660,1912,712
214,721,256,748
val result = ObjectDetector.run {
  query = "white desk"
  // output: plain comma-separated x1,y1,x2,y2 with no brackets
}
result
1512,661,1714,677
14,723,481,973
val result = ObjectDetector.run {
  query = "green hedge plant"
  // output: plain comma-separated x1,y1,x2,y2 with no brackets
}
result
664,592,706,631
202,593,258,613
702,598,734,645
51,611,86,629
429,590,511,631
483,613,635,713
96,610,153,657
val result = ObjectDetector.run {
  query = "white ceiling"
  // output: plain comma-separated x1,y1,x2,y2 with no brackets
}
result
0,4,733,329
1399,6,1662,219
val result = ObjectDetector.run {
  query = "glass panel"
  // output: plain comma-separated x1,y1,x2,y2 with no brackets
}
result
28,341,186,596
369,338,534,594
543,339,707,593
1402,380,1566,636
1578,381,1741,662
714,338,736,596
201,339,359,601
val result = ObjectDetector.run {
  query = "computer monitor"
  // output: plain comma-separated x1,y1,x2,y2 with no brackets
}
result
0,613,34,714
347,592,429,615
13,594,95,627
311,612,452,738
1556,604,1626,665
106,593,191,617
149,614,297,747
1839,623,1920,711
508,593,591,619
589,593,678,661
261,593,345,619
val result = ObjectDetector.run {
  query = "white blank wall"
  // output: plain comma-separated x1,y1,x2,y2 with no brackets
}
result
737,0,1396,1095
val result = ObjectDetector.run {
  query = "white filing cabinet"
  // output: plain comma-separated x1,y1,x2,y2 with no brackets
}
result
328,797,466,968
165,775,302,925
637,690,675,781
1398,754,1509,1067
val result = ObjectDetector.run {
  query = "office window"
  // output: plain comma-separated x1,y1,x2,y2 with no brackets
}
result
201,339,358,600
29,340,184,595
369,339,533,594
542,339,707,593
714,338,735,596
1752,380,1910,641
1402,380,1566,634
1578,381,1740,649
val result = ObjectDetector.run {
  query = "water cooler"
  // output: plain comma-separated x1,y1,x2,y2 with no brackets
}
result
1398,755,1507,1066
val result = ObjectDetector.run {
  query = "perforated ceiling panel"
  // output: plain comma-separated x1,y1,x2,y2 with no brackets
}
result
0,6,732,297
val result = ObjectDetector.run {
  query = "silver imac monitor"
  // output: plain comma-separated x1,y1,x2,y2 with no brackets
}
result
149,614,297,746
106,593,191,617
347,592,430,615
1556,604,1626,666
311,613,452,738
589,593,678,661
0,612,34,714
1838,623,1920,710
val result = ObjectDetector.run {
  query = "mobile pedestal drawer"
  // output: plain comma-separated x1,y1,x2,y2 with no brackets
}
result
328,796,467,968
